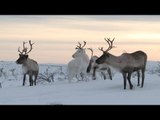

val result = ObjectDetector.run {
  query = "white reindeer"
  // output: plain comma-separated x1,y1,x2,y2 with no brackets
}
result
67,41,90,83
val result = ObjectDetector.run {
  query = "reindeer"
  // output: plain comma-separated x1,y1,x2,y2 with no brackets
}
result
100,47,141,83
16,40,39,86
87,48,112,80
94,38,147,90
67,41,90,82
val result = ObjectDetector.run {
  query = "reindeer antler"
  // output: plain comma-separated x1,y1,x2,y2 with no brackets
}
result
18,41,28,54
76,42,81,49
22,41,28,54
81,41,86,48
26,40,34,54
104,37,116,52
98,47,105,52
98,37,116,53
18,47,23,54
75,41,86,49
87,48,93,57
18,40,34,54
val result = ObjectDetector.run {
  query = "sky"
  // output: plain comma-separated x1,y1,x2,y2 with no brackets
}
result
0,15,160,64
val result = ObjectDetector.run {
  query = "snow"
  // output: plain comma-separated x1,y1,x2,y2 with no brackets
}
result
0,60,160,105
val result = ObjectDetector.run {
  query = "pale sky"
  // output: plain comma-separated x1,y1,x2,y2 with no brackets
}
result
0,15,160,64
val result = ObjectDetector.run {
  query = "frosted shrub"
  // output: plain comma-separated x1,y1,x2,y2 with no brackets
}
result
56,66,67,81
146,62,160,76
9,68,18,80
0,68,7,79
38,67,56,83
155,62,160,76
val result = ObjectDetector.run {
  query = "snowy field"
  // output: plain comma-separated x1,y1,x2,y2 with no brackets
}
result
0,61,160,105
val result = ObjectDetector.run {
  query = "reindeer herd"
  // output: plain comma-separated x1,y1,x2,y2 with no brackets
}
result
15,38,147,90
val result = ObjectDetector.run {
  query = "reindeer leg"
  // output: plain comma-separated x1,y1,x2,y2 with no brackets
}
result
141,69,145,88
23,74,26,86
80,72,84,81
31,76,34,86
137,71,140,86
107,68,112,80
101,72,106,80
86,62,92,73
29,75,33,86
92,67,97,80
34,73,38,86
122,72,127,89
127,72,133,90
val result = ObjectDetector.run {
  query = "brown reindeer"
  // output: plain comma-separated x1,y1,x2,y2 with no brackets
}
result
94,38,147,90
16,40,39,86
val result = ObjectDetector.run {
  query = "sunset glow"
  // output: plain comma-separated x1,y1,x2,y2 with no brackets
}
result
0,15,160,64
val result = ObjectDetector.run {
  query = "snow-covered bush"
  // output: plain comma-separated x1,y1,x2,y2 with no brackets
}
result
37,65,67,84
9,68,18,80
154,62,160,76
146,61,160,76
0,68,7,79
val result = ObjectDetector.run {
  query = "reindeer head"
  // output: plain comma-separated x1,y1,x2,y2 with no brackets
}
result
72,41,87,58
16,40,34,64
96,37,116,64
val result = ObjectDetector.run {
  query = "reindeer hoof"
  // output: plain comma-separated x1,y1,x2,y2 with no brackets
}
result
130,85,133,89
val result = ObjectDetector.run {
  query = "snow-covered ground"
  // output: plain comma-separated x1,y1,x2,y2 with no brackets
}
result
0,60,160,105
